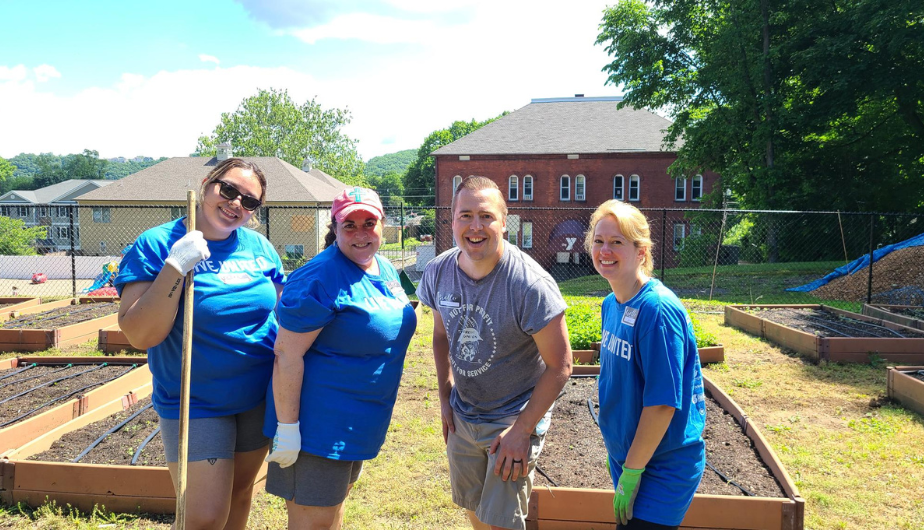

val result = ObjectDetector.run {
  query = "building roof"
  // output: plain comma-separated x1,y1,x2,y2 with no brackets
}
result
431,96,679,156
77,157,348,203
0,179,112,204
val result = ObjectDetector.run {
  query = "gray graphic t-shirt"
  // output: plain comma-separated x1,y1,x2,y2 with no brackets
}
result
418,243,567,423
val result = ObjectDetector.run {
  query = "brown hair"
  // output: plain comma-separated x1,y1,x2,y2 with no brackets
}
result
323,222,337,249
584,199,655,276
450,176,507,216
198,158,267,229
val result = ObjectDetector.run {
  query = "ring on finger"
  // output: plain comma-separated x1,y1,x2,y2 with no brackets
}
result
512,459,523,464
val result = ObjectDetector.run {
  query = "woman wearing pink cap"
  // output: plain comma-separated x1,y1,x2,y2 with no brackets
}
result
263,187,418,529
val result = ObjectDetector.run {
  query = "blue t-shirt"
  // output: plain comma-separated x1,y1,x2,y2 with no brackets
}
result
264,244,418,461
114,218,285,420
598,278,705,526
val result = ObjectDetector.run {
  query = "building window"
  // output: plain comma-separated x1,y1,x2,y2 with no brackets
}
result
0,206,7,216
560,175,570,201
675,177,687,201
523,175,533,201
284,244,304,259
507,214,520,246
452,175,462,192
614,175,624,201
575,175,586,201
57,226,69,239
509,175,519,201
522,222,533,249
673,223,686,250
17,206,29,217
170,207,184,220
38,207,48,217
100,241,107,253
629,175,640,202
93,207,111,223
691,175,703,201
56,206,69,217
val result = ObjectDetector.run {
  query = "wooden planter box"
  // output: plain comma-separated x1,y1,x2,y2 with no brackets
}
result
725,304,924,364
527,366,804,530
0,297,120,352
0,383,267,514
572,344,725,370
862,304,924,332
887,366,924,418
98,325,144,354
0,357,151,455
0,298,42,323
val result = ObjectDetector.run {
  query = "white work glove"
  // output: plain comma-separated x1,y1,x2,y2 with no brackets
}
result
265,421,301,468
164,231,210,275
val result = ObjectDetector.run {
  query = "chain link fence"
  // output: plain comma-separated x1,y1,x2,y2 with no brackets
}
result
1,205,922,307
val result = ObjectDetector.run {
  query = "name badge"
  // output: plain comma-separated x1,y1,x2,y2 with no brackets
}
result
218,272,251,285
438,292,462,308
622,306,639,326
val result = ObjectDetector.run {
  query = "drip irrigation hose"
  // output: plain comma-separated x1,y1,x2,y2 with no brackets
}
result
535,465,559,487
72,401,154,463
587,398,599,426
131,425,161,466
1,302,118,328
705,459,754,497
0,363,37,381
0,365,135,428
0,363,107,406
0,364,73,391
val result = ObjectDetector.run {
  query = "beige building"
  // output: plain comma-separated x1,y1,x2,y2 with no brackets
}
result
76,151,348,263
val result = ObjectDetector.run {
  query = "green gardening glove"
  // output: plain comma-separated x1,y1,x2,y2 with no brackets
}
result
613,465,644,525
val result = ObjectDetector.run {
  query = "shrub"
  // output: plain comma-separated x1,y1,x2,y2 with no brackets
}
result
565,300,602,350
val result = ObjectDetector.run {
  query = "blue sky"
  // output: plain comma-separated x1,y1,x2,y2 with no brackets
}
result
0,0,619,162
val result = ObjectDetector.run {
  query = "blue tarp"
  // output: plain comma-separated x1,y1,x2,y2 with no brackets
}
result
788,232,924,292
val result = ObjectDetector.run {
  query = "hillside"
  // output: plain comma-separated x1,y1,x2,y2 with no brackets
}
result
364,149,415,178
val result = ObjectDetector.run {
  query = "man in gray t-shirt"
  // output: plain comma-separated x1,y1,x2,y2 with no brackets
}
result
418,177,572,530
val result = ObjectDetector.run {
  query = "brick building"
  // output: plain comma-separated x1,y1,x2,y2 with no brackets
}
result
431,96,719,274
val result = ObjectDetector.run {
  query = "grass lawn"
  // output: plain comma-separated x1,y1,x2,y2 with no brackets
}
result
3,278,924,528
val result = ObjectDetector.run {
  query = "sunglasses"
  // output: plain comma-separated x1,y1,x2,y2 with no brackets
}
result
215,180,261,211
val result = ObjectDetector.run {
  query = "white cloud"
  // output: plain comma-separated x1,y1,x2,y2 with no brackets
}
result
288,13,443,44
33,64,61,82
199,54,221,65
0,65,28,82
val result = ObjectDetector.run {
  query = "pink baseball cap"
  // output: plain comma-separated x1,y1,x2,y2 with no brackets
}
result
332,187,384,223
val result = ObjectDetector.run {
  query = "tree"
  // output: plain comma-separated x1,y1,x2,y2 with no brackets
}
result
195,88,365,186
365,149,416,178
596,0,924,213
366,171,406,207
0,217,46,255
0,157,14,184
404,115,508,206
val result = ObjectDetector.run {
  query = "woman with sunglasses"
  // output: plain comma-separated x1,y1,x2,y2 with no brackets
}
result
116,157,285,530
586,200,705,530
263,187,417,529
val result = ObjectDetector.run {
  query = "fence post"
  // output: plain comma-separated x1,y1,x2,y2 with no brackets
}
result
69,205,77,298
660,209,666,281
264,205,271,242
867,213,874,304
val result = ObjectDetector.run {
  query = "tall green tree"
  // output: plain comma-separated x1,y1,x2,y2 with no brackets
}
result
0,157,14,184
0,217,46,255
596,0,924,212
366,171,406,207
404,115,508,206
195,88,365,185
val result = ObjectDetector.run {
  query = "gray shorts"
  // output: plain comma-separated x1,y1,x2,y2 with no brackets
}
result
447,414,546,530
266,451,364,507
160,402,269,463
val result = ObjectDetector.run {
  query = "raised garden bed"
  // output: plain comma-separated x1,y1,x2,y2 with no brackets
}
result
725,304,924,364
1,390,267,514
0,298,42,323
887,366,924,418
0,296,120,352
0,356,150,455
526,368,803,530
98,324,144,354
862,304,924,332
572,343,725,374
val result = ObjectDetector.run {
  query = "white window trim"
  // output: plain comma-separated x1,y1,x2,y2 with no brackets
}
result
629,175,640,202
675,177,687,202
575,175,586,201
673,223,686,250
614,174,624,201
452,175,462,192
691,175,703,202
523,175,533,201
508,175,519,202
522,222,533,249
560,175,571,201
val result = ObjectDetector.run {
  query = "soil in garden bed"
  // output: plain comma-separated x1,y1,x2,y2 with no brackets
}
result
30,397,165,466
755,307,924,339
879,306,924,321
0,364,136,428
535,378,786,498
909,370,924,383
1,302,119,330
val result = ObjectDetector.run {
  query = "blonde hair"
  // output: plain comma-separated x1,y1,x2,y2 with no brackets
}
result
584,200,654,275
